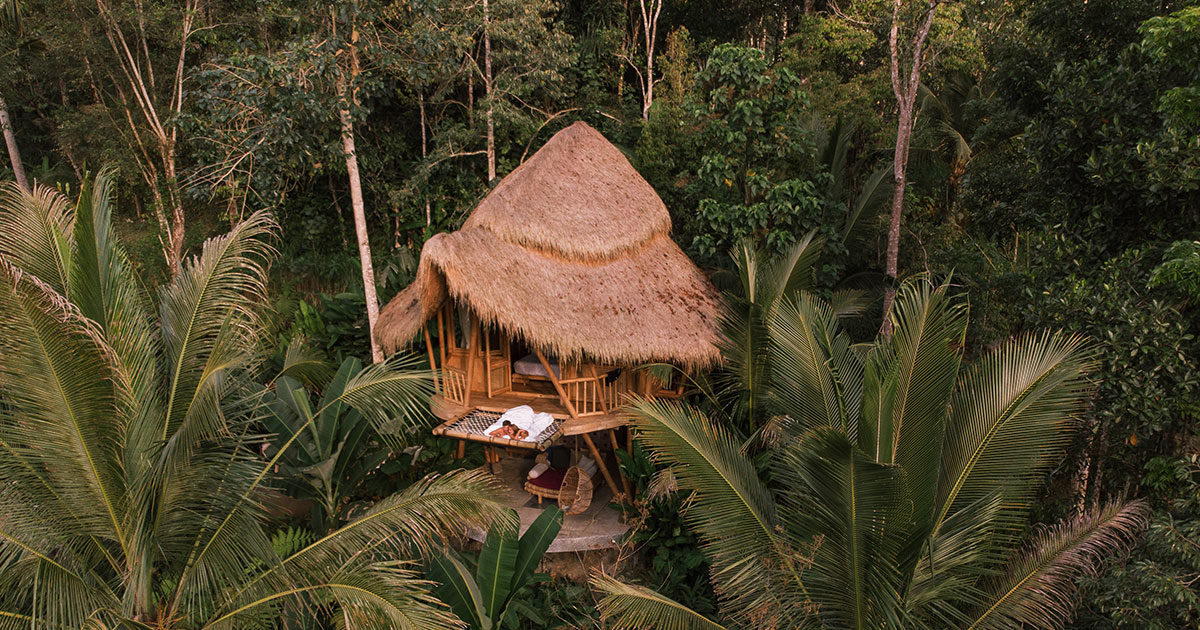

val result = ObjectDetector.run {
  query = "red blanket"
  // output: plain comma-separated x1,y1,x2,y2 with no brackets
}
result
528,467,567,490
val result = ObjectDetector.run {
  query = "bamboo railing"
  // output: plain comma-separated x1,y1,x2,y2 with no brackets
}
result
442,366,468,405
560,375,616,416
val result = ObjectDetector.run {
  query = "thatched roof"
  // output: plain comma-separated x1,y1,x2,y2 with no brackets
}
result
375,121,722,368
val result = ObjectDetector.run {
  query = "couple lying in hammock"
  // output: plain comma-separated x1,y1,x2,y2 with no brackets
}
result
484,405,555,442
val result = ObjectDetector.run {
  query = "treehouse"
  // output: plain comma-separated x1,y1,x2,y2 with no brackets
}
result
374,122,722,545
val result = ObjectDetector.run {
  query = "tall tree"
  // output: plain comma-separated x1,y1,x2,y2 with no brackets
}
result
880,0,939,337
93,0,199,277
184,0,473,362
467,0,573,181
483,0,495,181
0,94,25,190
0,1,27,190
335,1,384,363
629,0,665,120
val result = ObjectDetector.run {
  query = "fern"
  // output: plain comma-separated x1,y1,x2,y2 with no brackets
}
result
272,526,316,559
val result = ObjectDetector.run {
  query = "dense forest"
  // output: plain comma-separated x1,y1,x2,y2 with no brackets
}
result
0,0,1198,627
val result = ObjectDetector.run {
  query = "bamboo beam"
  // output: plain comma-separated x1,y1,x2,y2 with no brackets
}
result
587,363,608,414
582,432,623,501
534,348,578,418
610,428,630,498
484,326,493,395
423,323,440,392
463,313,480,408
436,308,447,373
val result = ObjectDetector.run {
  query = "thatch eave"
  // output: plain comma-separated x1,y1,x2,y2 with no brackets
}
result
375,228,722,369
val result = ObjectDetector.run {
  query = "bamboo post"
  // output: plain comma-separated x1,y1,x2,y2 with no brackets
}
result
610,428,631,498
534,348,578,417
462,313,480,408
587,364,608,414
423,323,440,392
436,308,447,372
582,432,623,501
484,326,492,395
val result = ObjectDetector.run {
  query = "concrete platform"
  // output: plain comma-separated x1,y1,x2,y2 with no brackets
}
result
467,455,630,553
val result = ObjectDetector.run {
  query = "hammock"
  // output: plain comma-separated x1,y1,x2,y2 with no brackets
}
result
432,409,564,450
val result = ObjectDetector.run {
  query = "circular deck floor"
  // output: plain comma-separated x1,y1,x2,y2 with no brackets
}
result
467,455,630,553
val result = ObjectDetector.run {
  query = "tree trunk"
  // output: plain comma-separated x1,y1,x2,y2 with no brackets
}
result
467,58,474,129
881,0,938,338
162,145,186,277
339,19,384,364
483,0,495,182
0,95,29,190
638,0,663,121
93,0,197,277
420,92,431,227
881,105,913,338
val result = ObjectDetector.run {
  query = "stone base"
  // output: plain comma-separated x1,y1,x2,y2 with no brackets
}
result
468,454,630,553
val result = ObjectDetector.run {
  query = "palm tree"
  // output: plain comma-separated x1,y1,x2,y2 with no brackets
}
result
594,277,1147,629
0,172,511,627
707,232,865,431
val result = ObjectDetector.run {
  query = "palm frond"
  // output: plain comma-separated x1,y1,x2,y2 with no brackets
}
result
861,279,966,541
176,353,438,605
966,500,1148,630
934,331,1095,538
714,289,771,425
0,260,128,552
761,231,824,309
0,528,123,624
592,574,728,630
156,210,277,443
156,438,277,618
0,181,73,296
940,120,972,166
716,234,824,427
65,170,160,480
325,352,435,440
211,469,510,622
627,398,809,622
204,563,462,630
768,293,863,437
829,289,869,320
844,166,891,242
775,428,911,630
905,491,1004,627
270,336,332,389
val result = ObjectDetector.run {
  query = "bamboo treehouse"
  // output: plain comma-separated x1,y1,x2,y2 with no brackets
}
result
375,121,722,548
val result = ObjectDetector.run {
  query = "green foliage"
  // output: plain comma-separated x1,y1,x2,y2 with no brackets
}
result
428,506,565,629
595,278,1148,629
283,290,373,361
514,577,603,629
1150,239,1200,300
270,526,317,559
263,355,435,533
1076,457,1200,629
637,44,846,268
616,440,716,617
1138,5,1200,129
976,2,1200,252
3,0,1199,623
0,174,511,626
1019,247,1200,503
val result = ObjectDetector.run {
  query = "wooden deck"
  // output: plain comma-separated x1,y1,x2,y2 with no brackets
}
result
431,392,631,436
